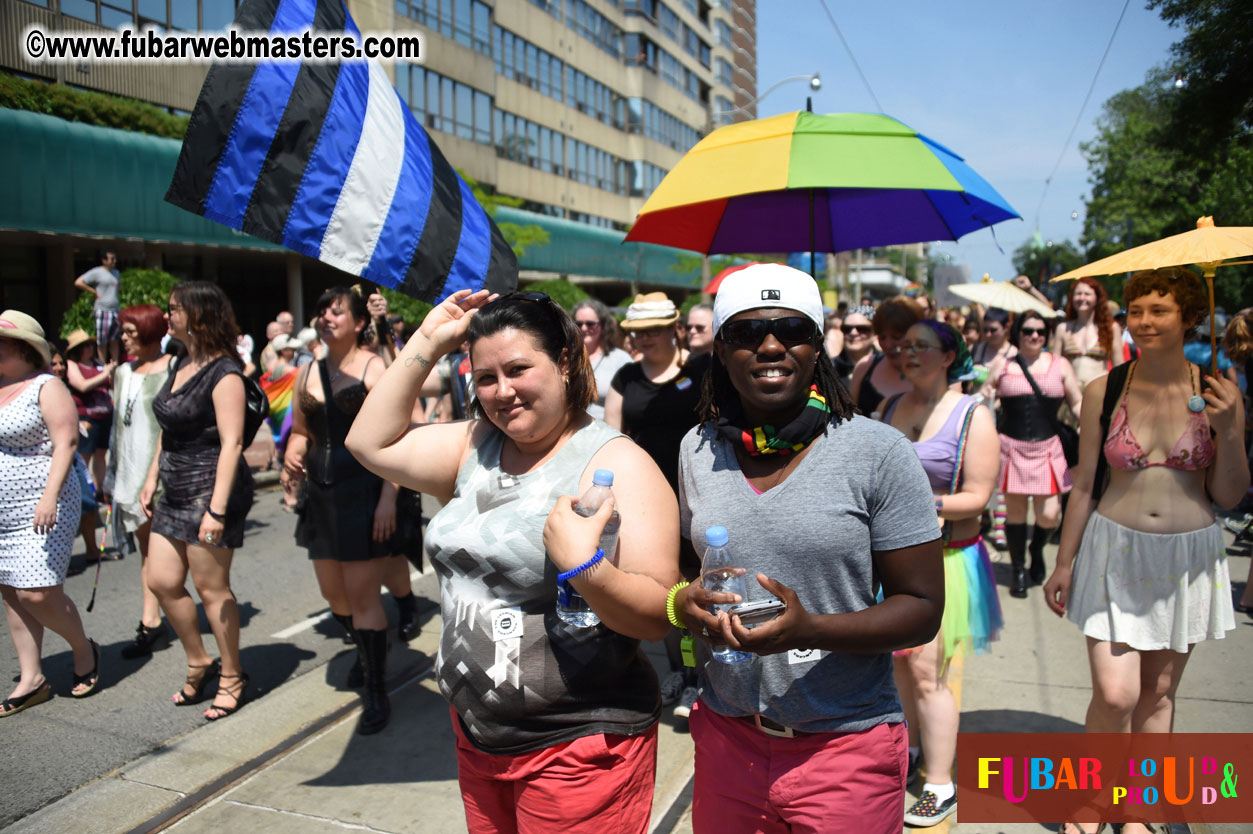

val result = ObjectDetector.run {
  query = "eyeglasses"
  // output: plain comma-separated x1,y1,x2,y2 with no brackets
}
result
575,320,600,330
841,324,873,335
897,342,941,355
1020,327,1048,337
718,316,817,349
685,323,707,333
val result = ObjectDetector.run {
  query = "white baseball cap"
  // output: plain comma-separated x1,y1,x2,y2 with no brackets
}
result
712,263,825,337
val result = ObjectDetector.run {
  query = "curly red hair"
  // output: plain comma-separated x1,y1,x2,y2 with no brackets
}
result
1065,277,1114,361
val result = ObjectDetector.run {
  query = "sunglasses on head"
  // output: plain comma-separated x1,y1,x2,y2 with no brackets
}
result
841,324,872,335
718,316,817,348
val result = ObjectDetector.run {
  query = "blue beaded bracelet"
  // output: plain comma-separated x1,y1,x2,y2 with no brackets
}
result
557,549,605,582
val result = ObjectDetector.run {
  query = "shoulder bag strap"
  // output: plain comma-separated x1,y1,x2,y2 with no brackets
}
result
940,399,979,546
1092,361,1132,502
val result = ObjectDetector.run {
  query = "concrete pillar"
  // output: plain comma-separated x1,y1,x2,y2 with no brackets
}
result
143,243,163,270
285,253,303,324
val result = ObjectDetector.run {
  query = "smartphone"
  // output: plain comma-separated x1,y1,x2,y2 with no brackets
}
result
728,598,786,627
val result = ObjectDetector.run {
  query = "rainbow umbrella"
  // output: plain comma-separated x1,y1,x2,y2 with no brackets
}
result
704,262,760,295
625,111,1019,258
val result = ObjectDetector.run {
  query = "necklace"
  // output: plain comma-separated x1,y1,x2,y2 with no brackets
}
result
328,349,358,385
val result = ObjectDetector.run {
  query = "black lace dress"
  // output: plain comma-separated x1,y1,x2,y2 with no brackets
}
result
151,356,255,548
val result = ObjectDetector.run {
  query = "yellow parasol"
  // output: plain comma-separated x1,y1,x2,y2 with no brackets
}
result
947,274,1059,319
1052,217,1253,374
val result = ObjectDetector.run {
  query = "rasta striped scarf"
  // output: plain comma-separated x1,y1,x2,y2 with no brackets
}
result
717,386,831,456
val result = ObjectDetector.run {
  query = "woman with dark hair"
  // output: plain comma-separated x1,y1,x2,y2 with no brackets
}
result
284,287,403,734
834,304,876,388
1054,276,1124,390
1,311,101,716
877,319,1002,826
970,307,1014,367
571,298,631,420
849,295,923,417
981,311,1082,598
626,264,943,833
110,305,174,658
347,289,681,833
140,282,254,721
1044,269,1247,834
64,329,117,499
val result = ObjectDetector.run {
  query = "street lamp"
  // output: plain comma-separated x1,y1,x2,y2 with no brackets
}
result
710,72,821,123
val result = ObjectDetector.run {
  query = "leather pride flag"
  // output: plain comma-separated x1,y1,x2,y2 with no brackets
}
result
165,0,517,301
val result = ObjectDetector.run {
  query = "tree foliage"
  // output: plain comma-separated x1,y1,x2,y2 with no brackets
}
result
520,278,589,311
1,72,188,139
1080,0,1252,311
60,268,180,338
1012,239,1084,284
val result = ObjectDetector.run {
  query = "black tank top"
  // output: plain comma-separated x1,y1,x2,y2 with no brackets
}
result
857,353,888,416
299,357,374,486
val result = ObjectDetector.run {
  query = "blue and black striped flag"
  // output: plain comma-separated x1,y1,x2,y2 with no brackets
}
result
165,0,517,301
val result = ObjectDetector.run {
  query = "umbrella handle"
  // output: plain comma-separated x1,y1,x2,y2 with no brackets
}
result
1204,270,1217,378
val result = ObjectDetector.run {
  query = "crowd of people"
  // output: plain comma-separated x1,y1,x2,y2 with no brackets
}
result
1,264,1250,834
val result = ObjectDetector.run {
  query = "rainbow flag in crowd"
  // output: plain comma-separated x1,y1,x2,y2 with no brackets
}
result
163,0,517,301
260,367,296,435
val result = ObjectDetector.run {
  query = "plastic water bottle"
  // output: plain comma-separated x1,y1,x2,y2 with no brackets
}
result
556,470,621,627
700,526,752,664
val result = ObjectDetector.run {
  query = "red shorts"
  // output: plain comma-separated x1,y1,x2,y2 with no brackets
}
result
690,700,907,834
451,707,657,834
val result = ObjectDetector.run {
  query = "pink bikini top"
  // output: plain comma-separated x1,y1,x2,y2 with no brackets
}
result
1103,395,1215,472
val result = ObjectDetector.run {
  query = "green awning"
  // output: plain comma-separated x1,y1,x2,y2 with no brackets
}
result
0,106,704,287
0,107,280,250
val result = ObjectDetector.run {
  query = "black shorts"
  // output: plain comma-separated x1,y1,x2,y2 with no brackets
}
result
79,413,112,456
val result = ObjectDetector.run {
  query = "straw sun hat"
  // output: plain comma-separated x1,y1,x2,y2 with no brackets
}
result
64,329,96,354
619,292,679,331
0,310,53,366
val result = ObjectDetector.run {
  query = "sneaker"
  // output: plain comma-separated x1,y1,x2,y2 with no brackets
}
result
903,791,957,827
659,671,684,706
673,686,698,719
121,620,169,659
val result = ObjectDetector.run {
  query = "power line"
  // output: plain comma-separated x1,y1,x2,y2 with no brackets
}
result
817,0,883,112
1033,0,1132,230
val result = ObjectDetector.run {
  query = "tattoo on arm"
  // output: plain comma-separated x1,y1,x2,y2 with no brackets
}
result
404,354,432,369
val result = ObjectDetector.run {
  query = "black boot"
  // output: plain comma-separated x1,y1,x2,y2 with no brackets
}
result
1029,525,1052,585
395,593,421,643
1005,523,1029,598
332,613,364,688
355,628,390,735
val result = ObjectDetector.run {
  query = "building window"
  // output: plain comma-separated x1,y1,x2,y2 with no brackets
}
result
201,0,237,29
472,1,491,54
716,19,733,49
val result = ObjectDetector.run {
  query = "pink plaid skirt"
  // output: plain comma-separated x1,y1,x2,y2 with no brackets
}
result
998,434,1072,496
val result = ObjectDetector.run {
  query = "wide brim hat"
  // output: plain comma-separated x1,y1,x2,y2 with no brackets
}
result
295,327,319,347
64,329,95,354
620,292,680,330
0,310,52,366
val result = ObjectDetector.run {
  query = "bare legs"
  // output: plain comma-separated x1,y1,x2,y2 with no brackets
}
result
894,631,959,787
133,521,163,629
1,583,96,699
146,531,242,713
382,554,414,601
1003,493,1062,527
313,558,387,630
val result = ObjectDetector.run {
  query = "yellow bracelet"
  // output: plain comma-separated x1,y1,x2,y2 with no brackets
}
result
666,581,690,630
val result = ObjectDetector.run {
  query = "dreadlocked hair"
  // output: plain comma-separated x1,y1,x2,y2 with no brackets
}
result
697,349,858,429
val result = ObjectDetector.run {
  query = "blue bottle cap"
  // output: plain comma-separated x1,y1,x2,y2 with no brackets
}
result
593,469,614,487
705,526,729,547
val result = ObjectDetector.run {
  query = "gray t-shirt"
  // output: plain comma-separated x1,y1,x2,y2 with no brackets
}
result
80,266,120,311
678,415,940,733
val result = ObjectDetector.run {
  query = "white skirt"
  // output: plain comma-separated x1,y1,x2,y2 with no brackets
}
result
1067,512,1235,653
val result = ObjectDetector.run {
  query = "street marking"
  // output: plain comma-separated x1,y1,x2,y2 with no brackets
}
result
268,569,424,638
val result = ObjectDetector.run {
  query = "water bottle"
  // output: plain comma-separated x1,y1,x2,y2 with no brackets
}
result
556,470,621,627
700,526,752,664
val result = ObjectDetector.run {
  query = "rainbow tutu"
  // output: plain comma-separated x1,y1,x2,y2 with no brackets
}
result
939,534,1003,664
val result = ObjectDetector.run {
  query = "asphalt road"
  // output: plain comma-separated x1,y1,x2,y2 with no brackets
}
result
0,483,439,828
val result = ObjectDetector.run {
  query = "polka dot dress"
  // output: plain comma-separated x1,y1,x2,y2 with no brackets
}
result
0,375,81,588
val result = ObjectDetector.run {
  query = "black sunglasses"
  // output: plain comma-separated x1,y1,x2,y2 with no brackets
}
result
841,324,873,335
1020,327,1048,336
719,316,817,348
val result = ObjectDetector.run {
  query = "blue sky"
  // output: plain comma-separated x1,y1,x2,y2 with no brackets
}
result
755,0,1182,281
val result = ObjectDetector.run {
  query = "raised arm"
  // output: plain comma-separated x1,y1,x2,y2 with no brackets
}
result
1204,372,1250,509
345,289,492,504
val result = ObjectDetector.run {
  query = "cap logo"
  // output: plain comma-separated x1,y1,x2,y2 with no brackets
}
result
761,289,781,301
0,319,15,329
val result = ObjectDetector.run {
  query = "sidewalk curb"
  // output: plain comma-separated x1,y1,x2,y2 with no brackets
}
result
6,649,433,834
